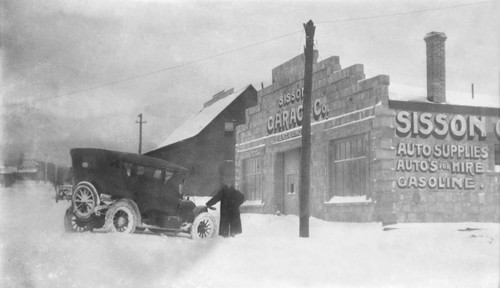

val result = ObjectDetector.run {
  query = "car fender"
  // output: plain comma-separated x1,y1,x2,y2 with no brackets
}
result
193,205,208,217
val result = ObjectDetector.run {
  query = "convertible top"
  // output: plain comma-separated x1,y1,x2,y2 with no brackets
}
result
70,148,188,172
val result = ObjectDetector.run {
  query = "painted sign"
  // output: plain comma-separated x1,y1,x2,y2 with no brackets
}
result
395,111,487,140
394,111,497,191
277,129,302,142
395,142,488,190
267,87,329,134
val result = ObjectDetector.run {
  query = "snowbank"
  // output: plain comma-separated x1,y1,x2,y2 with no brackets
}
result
1,182,499,288
326,195,372,204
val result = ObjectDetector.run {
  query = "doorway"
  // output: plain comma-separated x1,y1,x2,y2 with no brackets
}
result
282,148,300,215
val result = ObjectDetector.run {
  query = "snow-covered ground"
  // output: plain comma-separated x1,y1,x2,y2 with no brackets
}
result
1,182,499,288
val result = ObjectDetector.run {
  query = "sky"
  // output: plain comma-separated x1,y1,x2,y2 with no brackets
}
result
1,0,499,165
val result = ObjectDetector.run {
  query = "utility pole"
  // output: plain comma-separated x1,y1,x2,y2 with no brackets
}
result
300,19,315,238
136,113,147,154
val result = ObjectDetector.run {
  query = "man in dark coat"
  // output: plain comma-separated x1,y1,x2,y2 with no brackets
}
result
206,184,245,237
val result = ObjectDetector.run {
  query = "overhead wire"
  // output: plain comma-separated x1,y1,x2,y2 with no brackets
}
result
316,1,491,24
4,0,492,106
6,30,302,106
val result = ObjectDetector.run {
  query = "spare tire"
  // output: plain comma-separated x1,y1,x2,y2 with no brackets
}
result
72,182,99,220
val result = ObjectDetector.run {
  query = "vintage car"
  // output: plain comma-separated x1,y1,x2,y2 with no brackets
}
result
64,148,217,239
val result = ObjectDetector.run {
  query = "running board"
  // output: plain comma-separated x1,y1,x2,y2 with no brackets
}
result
139,224,191,234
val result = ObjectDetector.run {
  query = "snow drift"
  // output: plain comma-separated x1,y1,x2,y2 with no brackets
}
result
1,182,498,288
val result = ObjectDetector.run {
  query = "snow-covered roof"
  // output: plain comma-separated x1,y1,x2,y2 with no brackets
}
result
389,83,500,109
151,86,252,151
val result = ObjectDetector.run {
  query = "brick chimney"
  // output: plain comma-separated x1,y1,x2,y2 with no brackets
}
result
424,32,447,103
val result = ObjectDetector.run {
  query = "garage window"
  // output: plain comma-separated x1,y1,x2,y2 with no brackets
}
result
330,134,369,198
243,157,262,201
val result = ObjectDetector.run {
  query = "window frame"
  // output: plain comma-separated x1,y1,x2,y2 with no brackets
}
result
224,121,235,137
242,156,263,201
329,133,370,198
286,173,298,194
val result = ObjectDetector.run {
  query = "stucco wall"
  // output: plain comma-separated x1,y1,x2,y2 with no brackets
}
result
386,103,500,222
236,53,388,222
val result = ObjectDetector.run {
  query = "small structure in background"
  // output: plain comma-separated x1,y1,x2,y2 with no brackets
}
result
0,165,17,187
0,157,70,189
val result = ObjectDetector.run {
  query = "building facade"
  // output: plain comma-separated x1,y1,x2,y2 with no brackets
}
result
147,86,257,197
235,33,500,223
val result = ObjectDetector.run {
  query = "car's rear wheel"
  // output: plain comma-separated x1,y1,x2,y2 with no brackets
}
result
104,199,137,233
191,212,217,239
64,208,93,232
72,182,99,220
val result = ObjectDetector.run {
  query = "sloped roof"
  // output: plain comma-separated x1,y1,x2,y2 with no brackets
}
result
389,83,500,108
150,85,253,152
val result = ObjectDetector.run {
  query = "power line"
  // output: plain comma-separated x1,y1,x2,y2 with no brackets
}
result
7,30,301,105
67,30,302,96
317,1,491,24
5,1,492,106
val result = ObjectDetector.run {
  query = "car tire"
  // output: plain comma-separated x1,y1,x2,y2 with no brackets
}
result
64,207,93,232
191,212,217,239
72,181,99,220
104,199,137,234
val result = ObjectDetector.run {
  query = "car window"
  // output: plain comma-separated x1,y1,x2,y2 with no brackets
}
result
142,166,155,179
164,171,173,184
123,162,133,177
153,169,162,180
137,166,145,176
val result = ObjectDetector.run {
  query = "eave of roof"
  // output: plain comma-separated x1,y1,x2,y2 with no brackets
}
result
388,83,500,109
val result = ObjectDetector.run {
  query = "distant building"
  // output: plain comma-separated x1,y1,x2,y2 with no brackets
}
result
16,159,40,181
146,85,258,196
234,32,500,223
0,158,69,186
0,166,17,187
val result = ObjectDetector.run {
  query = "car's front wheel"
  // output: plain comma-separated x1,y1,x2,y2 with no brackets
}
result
64,208,93,232
191,212,217,239
104,199,137,233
